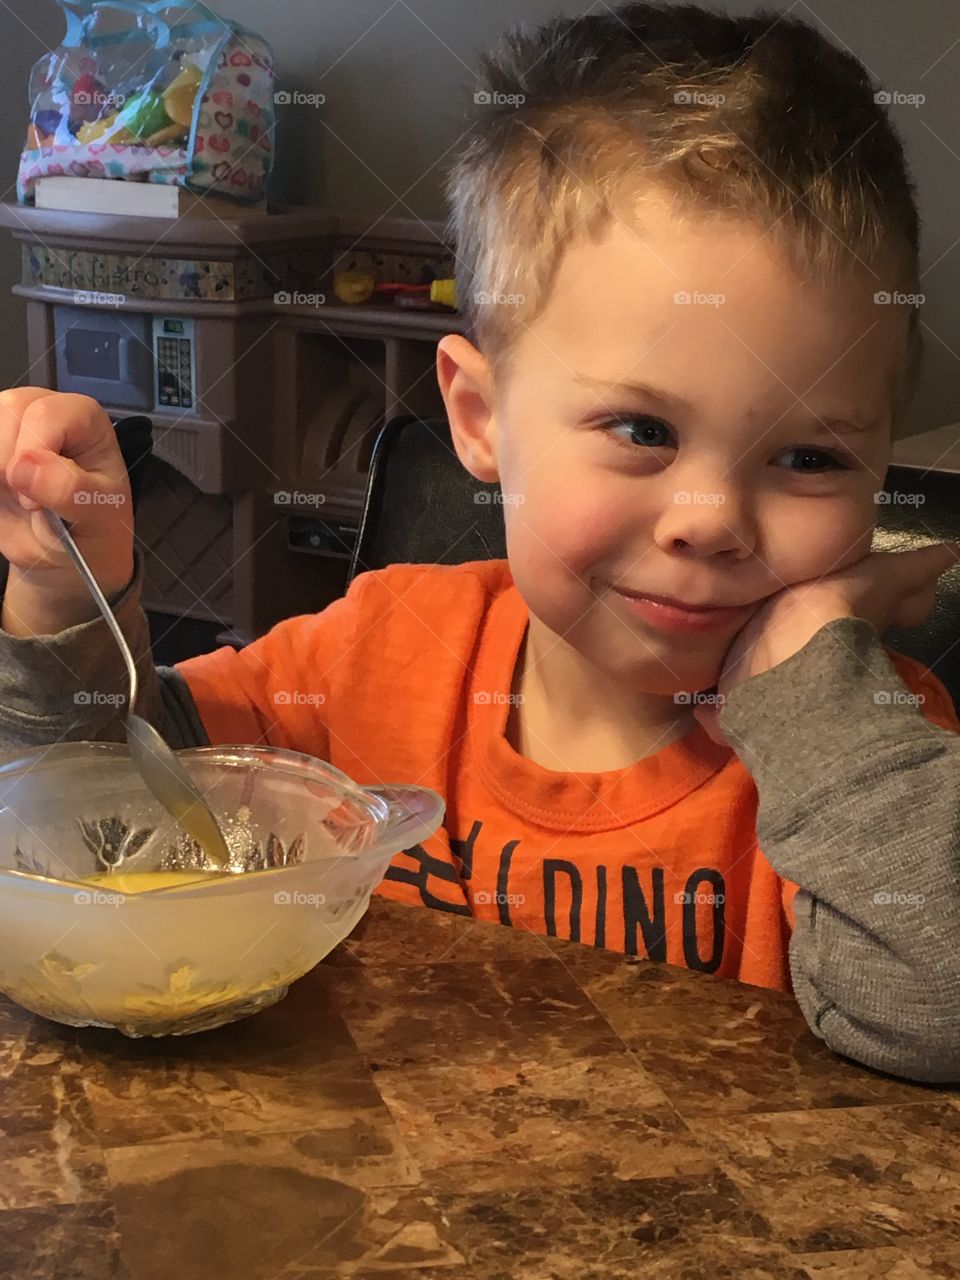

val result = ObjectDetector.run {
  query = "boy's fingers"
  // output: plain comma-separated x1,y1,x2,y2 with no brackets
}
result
6,448,99,520
0,388,59,470
885,542,960,629
928,540,960,566
692,701,728,747
16,392,121,475
888,542,960,593
917,541,960,585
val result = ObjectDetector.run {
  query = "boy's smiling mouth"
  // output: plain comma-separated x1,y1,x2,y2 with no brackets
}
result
612,585,753,612
608,584,756,634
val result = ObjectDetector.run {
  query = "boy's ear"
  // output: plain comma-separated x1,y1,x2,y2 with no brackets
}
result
436,334,500,483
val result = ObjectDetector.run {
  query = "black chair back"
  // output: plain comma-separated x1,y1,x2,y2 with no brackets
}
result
349,415,507,575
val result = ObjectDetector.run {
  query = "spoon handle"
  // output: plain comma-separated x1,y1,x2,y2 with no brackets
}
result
44,510,138,714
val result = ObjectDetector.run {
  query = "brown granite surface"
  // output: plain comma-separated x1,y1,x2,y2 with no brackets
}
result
1,895,959,1279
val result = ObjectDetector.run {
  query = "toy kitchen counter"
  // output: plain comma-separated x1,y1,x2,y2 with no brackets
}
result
0,202,463,648
1,895,958,1279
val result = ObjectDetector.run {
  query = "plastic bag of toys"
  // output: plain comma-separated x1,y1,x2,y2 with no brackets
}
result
18,0,276,204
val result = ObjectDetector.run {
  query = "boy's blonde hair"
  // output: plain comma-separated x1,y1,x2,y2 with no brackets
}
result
444,2,922,437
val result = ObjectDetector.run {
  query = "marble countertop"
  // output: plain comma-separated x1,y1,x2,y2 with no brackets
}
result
1,895,959,1280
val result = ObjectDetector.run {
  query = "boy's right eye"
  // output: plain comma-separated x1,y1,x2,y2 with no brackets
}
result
600,414,675,452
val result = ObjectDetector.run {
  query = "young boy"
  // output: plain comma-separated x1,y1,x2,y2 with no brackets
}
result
1,2,959,1083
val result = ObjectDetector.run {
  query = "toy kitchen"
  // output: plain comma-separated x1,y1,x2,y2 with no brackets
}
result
0,203,461,646
2,0,462,648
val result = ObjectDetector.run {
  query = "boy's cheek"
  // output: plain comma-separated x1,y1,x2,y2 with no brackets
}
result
776,498,875,586
760,517,874,593
506,480,627,578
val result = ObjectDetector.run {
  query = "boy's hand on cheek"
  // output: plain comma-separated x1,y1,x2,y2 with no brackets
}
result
691,541,960,746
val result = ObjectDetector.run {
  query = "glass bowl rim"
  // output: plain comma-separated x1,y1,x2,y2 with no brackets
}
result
0,741,401,895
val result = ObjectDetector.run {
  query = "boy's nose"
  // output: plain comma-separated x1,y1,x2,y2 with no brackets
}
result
653,487,755,560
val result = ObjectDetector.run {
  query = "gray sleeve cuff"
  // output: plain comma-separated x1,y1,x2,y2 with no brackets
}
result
0,548,208,750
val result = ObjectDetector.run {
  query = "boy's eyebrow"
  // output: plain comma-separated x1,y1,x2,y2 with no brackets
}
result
571,374,880,437
573,374,693,410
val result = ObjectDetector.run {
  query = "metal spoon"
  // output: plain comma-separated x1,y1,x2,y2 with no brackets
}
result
45,509,230,870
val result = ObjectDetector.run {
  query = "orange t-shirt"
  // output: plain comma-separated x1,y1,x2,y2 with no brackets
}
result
175,559,960,994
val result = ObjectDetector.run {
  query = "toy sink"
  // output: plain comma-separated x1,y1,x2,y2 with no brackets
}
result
0,743,444,1038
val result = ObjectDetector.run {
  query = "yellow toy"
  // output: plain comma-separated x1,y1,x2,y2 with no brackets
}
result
77,110,126,144
334,268,376,304
163,64,202,128
431,278,457,308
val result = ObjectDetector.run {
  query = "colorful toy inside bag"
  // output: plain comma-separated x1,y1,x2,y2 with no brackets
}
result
18,0,276,204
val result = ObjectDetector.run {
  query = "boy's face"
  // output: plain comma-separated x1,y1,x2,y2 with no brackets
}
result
442,200,909,696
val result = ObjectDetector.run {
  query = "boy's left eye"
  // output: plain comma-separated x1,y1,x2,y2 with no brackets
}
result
776,446,851,473
599,416,851,472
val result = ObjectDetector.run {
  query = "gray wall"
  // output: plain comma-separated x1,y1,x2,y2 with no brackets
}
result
0,3,64,387
1,0,958,434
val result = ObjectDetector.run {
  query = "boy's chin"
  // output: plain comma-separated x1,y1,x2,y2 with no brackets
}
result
616,652,726,700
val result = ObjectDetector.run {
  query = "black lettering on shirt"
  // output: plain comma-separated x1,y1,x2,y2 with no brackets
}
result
543,859,583,942
388,825,730,971
622,866,666,961
681,868,726,973
497,840,520,926
595,863,607,949
451,819,483,880
384,843,472,916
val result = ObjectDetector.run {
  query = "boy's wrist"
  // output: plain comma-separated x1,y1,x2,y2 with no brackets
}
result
1,559,136,637
737,601,858,685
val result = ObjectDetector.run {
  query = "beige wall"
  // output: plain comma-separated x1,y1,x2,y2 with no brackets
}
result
1,0,958,434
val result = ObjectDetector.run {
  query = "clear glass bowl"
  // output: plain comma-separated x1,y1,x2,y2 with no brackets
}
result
0,743,444,1037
